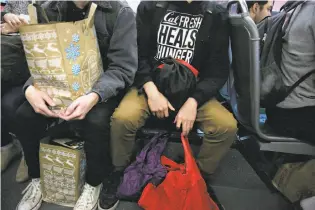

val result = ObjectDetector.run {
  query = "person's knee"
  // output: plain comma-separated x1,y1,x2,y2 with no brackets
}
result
15,102,34,123
221,114,238,135
84,107,112,130
2,97,14,117
203,112,238,140
14,102,42,141
111,105,144,133
2,86,25,119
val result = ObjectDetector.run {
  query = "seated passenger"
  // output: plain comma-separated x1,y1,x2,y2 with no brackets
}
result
265,1,315,144
220,0,273,114
246,0,273,23
99,1,237,210
1,0,31,182
0,0,29,34
14,1,137,210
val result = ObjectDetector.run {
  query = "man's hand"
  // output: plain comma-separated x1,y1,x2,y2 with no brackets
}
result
25,86,58,118
3,13,28,28
59,93,99,121
0,22,18,34
144,81,175,118
175,98,198,136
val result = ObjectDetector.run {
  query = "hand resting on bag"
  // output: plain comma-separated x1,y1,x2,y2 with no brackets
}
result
25,86,58,118
0,23,18,35
58,93,99,121
3,13,29,29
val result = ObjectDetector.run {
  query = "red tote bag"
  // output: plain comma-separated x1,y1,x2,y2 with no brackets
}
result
138,134,219,210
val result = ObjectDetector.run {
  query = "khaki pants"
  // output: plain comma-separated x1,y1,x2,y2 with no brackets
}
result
272,160,315,202
110,88,237,174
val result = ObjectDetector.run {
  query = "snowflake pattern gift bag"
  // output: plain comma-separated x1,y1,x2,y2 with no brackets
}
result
19,3,102,110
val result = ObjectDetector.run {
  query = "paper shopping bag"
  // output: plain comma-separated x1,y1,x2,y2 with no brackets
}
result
39,138,86,207
19,3,102,110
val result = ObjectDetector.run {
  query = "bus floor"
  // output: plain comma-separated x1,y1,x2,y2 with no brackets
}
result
2,144,293,210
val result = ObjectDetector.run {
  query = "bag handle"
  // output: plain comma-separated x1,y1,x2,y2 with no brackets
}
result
180,134,195,173
85,3,97,30
160,135,197,174
28,1,38,24
28,0,50,24
160,156,184,171
155,57,199,77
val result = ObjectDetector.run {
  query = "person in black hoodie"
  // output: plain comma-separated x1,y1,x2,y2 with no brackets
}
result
98,1,237,210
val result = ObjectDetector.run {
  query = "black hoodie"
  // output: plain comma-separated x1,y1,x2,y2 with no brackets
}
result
135,1,230,106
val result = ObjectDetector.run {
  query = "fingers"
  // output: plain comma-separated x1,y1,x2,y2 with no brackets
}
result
60,109,83,121
156,103,172,119
65,100,80,116
4,14,17,28
60,99,86,121
0,24,5,34
41,92,56,107
35,103,57,118
157,106,170,119
183,121,194,136
156,110,164,119
151,107,167,119
163,108,169,118
7,18,19,28
182,121,189,136
168,102,175,111
6,20,14,29
31,92,57,118
11,15,21,26
175,114,194,136
189,121,194,132
18,16,29,24
176,116,182,130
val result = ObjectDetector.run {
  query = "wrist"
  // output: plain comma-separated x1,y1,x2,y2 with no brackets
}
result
187,97,198,107
25,85,35,97
88,92,100,105
143,81,159,98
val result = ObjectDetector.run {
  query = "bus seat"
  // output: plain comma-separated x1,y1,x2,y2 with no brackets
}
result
137,118,203,145
227,0,315,156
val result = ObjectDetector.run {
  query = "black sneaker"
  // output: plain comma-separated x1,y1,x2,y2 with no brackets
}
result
98,171,123,210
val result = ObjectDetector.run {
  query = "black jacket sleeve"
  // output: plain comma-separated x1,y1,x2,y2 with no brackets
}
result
133,1,155,88
191,7,230,106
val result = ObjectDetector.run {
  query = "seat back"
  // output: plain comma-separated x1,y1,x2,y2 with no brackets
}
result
227,0,260,132
227,0,315,155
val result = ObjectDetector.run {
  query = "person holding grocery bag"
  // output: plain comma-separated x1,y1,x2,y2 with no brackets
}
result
14,1,137,210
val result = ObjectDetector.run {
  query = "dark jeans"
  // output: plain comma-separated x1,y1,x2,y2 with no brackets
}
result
1,85,25,147
266,106,315,144
15,97,120,187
